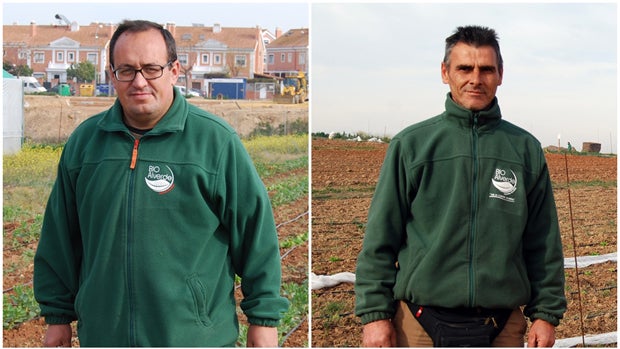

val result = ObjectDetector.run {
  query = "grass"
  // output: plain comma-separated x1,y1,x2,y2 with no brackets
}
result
321,301,347,330
3,136,309,344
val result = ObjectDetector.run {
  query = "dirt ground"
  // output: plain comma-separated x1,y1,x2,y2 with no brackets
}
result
21,95,308,143
311,138,617,347
3,95,309,347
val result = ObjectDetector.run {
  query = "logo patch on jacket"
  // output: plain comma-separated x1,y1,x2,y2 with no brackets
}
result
145,164,175,194
489,168,517,202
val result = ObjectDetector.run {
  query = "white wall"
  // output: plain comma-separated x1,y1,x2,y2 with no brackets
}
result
3,78,24,154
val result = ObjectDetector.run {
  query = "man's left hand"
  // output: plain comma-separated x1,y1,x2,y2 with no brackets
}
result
527,319,556,347
246,325,278,347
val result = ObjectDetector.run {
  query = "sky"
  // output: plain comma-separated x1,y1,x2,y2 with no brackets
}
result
2,1,309,33
311,2,618,153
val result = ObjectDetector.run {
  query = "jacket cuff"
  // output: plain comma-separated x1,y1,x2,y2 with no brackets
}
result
247,317,280,327
44,315,74,325
529,312,560,326
360,311,393,325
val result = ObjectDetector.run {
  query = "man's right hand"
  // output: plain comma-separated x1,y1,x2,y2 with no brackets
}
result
43,324,72,347
362,319,396,347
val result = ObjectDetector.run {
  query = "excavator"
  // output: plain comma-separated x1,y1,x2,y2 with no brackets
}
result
274,71,308,104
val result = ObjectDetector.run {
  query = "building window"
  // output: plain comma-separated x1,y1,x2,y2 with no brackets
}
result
68,52,75,62
280,53,285,62
214,54,221,65
299,53,306,65
87,53,97,64
268,54,274,64
235,55,246,67
202,54,209,64
56,51,64,62
288,52,293,63
179,54,188,66
33,52,45,64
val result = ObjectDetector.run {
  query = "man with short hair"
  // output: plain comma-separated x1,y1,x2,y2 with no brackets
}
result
34,19,289,347
355,25,566,347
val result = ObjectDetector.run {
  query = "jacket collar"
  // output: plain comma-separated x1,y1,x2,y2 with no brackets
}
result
97,87,187,135
444,92,502,130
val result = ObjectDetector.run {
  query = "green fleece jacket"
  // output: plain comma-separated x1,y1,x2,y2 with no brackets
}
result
34,89,289,346
355,94,566,326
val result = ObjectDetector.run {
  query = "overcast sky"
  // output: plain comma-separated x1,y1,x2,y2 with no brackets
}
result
2,1,309,33
311,2,617,153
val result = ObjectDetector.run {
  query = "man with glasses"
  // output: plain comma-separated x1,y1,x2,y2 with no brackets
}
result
34,19,289,347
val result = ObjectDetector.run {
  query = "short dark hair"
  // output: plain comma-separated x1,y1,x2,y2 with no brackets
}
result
109,19,177,68
443,25,503,72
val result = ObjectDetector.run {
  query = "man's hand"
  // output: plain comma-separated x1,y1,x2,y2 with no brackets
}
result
527,319,556,347
362,319,396,347
246,325,278,347
43,324,72,347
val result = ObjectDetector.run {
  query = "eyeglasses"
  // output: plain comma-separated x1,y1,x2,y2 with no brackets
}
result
112,61,173,82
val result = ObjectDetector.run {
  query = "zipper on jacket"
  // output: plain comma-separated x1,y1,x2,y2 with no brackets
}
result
127,138,139,345
468,114,480,307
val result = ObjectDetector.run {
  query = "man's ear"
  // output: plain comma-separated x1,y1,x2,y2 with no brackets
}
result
441,62,449,84
169,60,180,85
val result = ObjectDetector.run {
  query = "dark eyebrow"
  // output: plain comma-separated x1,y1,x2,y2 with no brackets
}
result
115,63,160,69
479,65,497,72
456,64,496,72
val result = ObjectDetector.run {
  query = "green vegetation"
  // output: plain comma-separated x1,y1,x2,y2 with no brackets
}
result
249,119,308,138
267,175,309,207
321,301,347,330
279,281,309,346
236,281,308,347
243,134,307,159
3,285,39,330
280,232,308,249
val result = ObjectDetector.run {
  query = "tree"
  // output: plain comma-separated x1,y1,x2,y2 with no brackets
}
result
3,61,33,76
67,61,95,83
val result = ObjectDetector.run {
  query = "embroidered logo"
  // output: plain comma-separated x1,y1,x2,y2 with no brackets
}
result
489,168,517,203
145,165,175,194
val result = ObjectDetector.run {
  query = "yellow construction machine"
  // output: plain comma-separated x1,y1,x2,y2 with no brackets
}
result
274,71,307,104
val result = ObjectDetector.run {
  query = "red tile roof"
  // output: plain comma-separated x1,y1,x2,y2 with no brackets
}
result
268,28,308,48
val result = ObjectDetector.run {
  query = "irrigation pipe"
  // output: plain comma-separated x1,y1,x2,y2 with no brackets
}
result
276,211,309,229
279,315,307,347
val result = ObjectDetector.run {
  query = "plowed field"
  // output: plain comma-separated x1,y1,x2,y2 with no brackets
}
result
311,138,617,347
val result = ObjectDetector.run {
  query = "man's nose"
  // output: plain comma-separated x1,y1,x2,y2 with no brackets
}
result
131,70,149,87
469,69,481,84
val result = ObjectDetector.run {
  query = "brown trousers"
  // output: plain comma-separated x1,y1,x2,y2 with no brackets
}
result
392,301,527,347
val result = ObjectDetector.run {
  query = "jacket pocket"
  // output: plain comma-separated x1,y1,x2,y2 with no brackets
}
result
186,274,213,327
